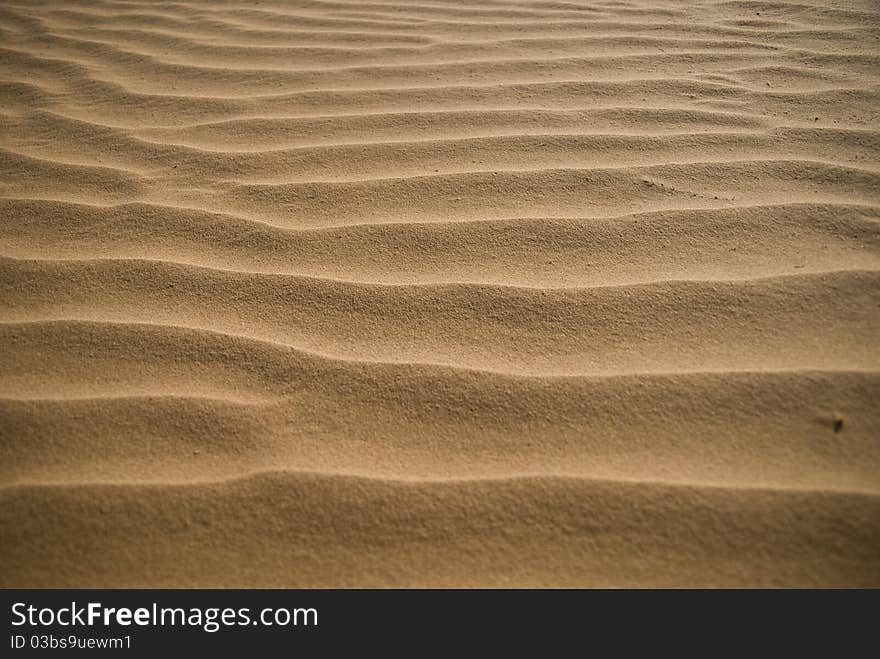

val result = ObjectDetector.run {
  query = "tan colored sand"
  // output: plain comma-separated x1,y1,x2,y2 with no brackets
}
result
1,0,878,587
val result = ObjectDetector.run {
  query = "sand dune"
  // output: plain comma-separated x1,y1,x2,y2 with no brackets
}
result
4,474,879,588
1,0,878,588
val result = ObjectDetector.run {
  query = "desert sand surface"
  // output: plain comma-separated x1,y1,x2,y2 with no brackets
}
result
1,0,879,588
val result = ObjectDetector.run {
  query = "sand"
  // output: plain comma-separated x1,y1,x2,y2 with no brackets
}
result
1,0,878,588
